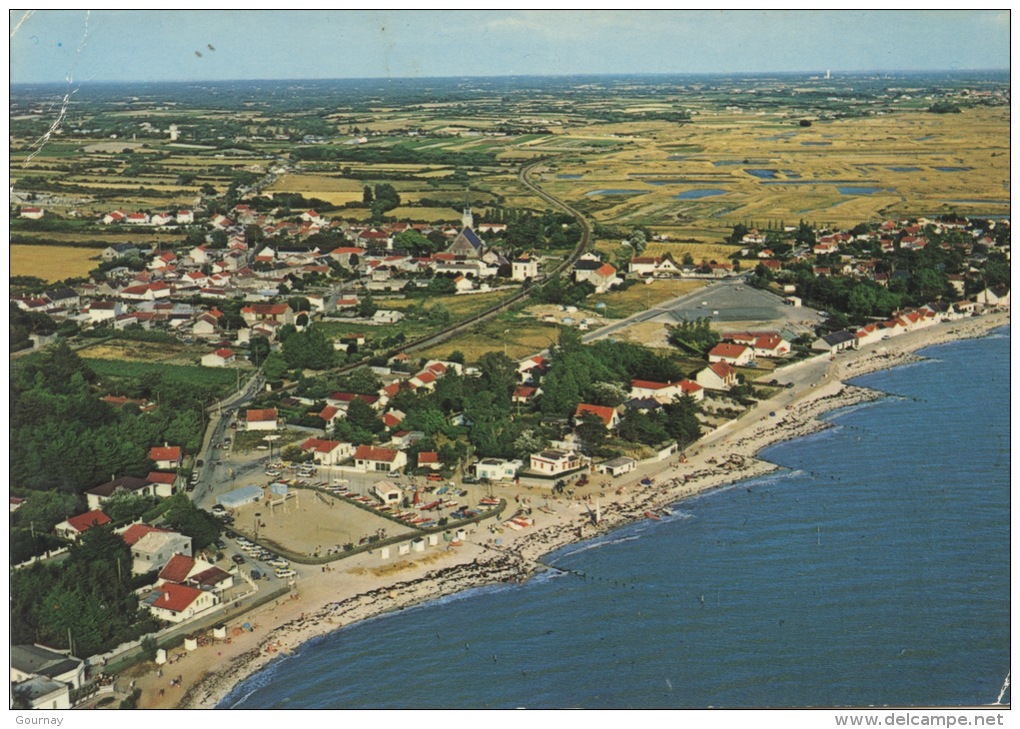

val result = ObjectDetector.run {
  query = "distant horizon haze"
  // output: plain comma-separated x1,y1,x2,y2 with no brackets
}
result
9,10,1010,85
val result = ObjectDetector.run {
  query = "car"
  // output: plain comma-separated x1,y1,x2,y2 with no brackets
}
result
232,555,245,564
256,445,269,451
212,504,226,514
268,559,289,569
251,570,262,580
462,476,479,484
196,459,204,468
275,568,296,578
185,484,195,493
224,437,231,445
215,540,227,550
388,471,402,478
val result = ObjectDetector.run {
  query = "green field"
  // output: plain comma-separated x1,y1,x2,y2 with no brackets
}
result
82,358,239,395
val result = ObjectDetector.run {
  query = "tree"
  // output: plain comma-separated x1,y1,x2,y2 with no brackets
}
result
249,335,271,367
345,397,384,438
162,493,221,550
362,186,374,205
263,352,288,381
663,395,702,447
346,367,381,395
12,491,80,532
358,295,378,319
282,326,335,370
629,229,648,256
576,413,608,456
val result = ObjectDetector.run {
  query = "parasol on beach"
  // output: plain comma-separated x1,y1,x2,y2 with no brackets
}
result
413,487,420,506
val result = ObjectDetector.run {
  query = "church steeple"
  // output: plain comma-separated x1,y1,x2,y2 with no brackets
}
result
462,188,473,230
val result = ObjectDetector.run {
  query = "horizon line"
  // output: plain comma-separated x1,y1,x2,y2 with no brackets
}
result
10,68,1012,87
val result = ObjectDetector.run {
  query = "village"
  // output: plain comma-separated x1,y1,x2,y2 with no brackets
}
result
10,176,1011,708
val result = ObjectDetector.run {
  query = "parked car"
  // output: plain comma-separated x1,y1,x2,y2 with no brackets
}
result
462,476,479,484
212,504,226,514
232,555,245,564
268,559,290,569
275,568,296,578
251,570,262,580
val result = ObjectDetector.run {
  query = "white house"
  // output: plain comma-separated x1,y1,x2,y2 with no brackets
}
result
512,255,539,281
145,583,220,624
300,437,354,466
245,408,280,431
54,510,112,540
85,476,154,511
529,449,584,476
19,206,44,220
573,403,621,431
473,458,523,482
130,530,193,575
354,445,408,473
696,361,738,391
629,378,704,403
201,348,236,367
707,342,756,366
149,444,183,470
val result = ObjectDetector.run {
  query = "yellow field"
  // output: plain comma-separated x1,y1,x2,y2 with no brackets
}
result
77,340,205,365
417,320,562,362
515,106,1009,237
10,245,100,281
268,173,364,193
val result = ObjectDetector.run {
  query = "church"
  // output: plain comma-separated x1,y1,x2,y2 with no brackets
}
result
443,200,509,274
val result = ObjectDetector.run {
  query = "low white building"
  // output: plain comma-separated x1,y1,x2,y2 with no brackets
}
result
201,348,236,367
300,437,354,466
130,530,192,575
144,583,220,624
245,408,280,431
529,450,584,476
473,458,523,482
596,457,637,477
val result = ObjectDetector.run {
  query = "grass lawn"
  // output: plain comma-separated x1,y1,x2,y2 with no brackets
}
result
589,279,707,319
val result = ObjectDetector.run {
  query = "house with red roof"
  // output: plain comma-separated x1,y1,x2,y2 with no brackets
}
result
119,523,168,547
416,451,441,470
380,409,406,429
629,378,704,403
246,408,280,431
54,510,111,540
574,403,621,431
319,404,343,429
201,348,236,368
512,385,540,405
149,444,183,470
696,361,738,391
354,445,408,473
144,582,220,624
146,471,180,498
707,342,755,366
300,437,353,465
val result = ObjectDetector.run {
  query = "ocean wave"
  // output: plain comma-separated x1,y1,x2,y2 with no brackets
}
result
552,533,643,560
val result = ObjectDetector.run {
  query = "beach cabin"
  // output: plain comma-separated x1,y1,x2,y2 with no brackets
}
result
596,457,637,477
371,481,403,505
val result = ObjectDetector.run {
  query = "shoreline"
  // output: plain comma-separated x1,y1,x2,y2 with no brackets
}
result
153,311,1008,710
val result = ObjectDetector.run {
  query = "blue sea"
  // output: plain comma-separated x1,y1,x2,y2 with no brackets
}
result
222,327,1010,709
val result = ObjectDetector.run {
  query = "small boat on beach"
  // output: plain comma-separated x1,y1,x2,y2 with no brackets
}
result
644,511,661,521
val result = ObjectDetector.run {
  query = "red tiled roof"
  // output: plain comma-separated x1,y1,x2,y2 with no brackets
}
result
319,405,340,421
354,445,400,463
149,446,182,462
158,554,195,583
187,566,232,587
301,437,343,453
574,403,618,426
151,583,204,613
708,343,750,359
246,408,278,422
213,348,235,358
67,510,111,533
709,361,737,379
595,263,616,277
417,451,439,464
630,379,669,391
121,523,167,546
146,471,177,485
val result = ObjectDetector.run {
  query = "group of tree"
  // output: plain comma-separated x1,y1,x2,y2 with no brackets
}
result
666,318,721,355
10,523,158,657
11,344,207,492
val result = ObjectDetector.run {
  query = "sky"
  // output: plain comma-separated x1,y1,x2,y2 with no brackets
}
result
9,9,1012,85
